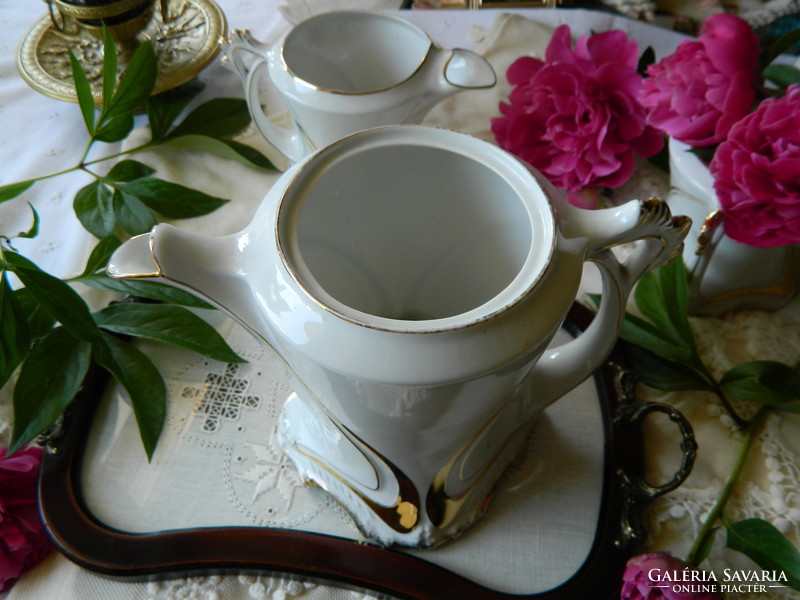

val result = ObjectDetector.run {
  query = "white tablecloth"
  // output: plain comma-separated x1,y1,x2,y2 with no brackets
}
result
1,2,799,599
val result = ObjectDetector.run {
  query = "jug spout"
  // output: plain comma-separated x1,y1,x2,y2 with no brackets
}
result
107,230,160,279
443,49,497,90
107,225,268,342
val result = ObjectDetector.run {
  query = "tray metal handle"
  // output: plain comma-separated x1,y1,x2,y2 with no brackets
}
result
611,365,698,549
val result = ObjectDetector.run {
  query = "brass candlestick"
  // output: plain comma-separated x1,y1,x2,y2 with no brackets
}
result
46,0,157,48
18,0,226,104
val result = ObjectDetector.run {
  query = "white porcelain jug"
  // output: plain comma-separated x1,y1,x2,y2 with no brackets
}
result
220,11,496,165
108,126,689,547
668,138,799,315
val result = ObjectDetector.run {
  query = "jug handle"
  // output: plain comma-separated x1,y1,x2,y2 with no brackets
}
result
220,30,308,166
531,198,691,406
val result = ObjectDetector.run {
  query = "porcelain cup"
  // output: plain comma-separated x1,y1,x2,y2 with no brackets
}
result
108,126,689,547
220,11,497,165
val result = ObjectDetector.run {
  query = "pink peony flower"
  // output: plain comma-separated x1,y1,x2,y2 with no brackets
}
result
709,84,800,248
0,445,52,593
621,552,722,599
639,13,760,147
492,25,663,206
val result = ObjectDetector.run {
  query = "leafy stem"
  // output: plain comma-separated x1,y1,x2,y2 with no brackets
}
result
616,256,800,587
6,124,193,197
711,381,750,429
686,405,769,566
78,136,95,166
1,30,273,210
82,140,157,167
0,29,276,460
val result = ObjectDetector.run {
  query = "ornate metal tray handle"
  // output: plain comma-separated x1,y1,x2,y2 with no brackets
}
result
611,364,698,549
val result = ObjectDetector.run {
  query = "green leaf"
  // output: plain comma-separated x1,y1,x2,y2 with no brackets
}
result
763,64,800,88
761,28,800,69
147,79,206,141
726,518,800,590
94,111,135,144
74,180,116,238
694,526,721,566
689,145,718,165
15,204,40,239
621,342,713,391
167,98,252,139
720,360,800,405
93,331,165,460
68,49,96,132
772,400,800,414
101,27,118,111
645,138,670,173
9,327,91,455
620,310,699,366
223,139,275,170
0,272,31,390
106,40,157,115
113,189,157,236
5,252,104,344
634,258,694,348
95,40,157,143
79,274,215,309
106,159,156,182
13,288,54,342
659,257,692,340
94,303,245,363
0,180,35,204
634,270,677,342
105,161,159,235
118,177,227,218
80,235,122,277
637,46,656,76
163,135,274,170
593,291,699,368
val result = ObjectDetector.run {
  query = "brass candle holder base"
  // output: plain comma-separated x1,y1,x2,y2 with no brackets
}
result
48,0,156,46
18,0,226,105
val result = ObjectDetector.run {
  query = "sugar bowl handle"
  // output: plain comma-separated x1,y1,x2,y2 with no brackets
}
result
532,197,692,406
220,30,308,165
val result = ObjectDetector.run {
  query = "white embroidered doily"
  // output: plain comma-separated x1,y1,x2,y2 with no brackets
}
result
76,320,608,597
2,5,798,600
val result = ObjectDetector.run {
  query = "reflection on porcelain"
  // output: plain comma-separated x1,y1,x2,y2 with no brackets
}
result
668,138,799,316
220,11,496,165
108,126,689,547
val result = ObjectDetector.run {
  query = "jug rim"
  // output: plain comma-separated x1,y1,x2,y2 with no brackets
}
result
275,125,556,334
279,11,433,96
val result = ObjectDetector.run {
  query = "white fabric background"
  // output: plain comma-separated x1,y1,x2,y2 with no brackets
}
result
1,2,799,599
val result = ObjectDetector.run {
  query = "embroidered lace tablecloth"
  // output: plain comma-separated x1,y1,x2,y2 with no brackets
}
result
1,3,799,599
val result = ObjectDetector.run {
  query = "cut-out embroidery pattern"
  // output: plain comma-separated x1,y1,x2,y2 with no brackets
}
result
235,438,301,506
183,363,261,433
